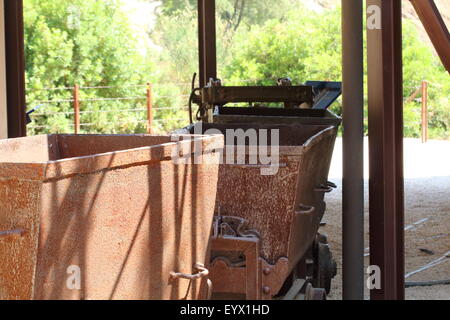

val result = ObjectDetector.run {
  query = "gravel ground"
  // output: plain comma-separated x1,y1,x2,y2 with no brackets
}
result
322,138,450,300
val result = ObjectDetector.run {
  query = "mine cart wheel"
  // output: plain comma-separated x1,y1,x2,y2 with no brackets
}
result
283,280,327,300
313,237,337,295
304,284,327,301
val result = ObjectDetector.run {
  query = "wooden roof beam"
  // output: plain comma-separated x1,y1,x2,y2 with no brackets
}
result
410,0,450,73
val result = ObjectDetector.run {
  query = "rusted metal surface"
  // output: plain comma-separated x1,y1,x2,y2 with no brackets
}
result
4,0,26,138
0,134,223,300
0,177,41,299
259,257,289,299
195,123,336,264
191,123,337,299
0,229,27,240
367,0,405,300
410,0,450,73
210,237,260,300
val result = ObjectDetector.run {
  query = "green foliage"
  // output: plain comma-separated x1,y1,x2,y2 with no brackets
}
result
158,0,293,27
402,20,450,139
24,1,449,139
25,0,158,134
222,6,449,138
151,4,200,83
152,0,296,82
223,6,343,115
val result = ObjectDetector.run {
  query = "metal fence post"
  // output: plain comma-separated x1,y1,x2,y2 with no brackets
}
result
421,80,428,143
146,83,153,134
73,84,80,134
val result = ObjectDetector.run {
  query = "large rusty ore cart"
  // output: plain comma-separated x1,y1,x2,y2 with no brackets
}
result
0,134,223,300
188,123,338,300
186,79,341,300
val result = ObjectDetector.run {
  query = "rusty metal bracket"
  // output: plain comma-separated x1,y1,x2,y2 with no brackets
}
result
260,257,290,299
210,237,261,299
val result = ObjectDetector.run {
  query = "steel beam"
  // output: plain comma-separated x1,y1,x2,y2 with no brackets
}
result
367,0,405,300
410,0,450,73
198,0,217,88
0,0,8,139
4,0,26,138
342,0,365,300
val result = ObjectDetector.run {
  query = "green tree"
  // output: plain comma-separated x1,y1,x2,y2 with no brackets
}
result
402,20,450,139
223,6,449,138
156,0,293,27
25,0,157,134
151,0,297,88
223,6,342,115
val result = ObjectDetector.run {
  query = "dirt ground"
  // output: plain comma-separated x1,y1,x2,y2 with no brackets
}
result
322,138,450,300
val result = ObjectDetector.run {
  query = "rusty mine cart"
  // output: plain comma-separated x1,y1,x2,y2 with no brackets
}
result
185,78,342,300
0,77,341,301
0,134,223,300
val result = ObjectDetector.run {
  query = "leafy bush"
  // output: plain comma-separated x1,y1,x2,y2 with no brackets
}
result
222,6,449,138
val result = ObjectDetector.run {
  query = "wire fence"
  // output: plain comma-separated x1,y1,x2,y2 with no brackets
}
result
26,80,440,141
26,82,195,135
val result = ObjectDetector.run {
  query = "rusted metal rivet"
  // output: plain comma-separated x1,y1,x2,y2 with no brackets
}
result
262,286,271,295
263,267,271,276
